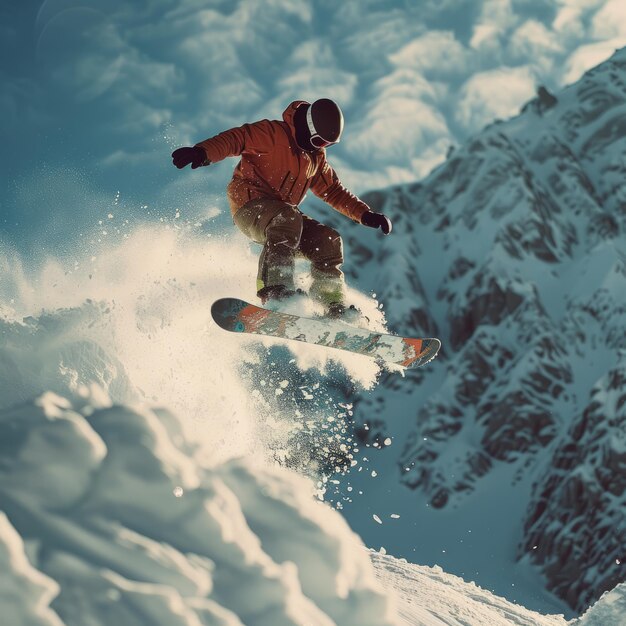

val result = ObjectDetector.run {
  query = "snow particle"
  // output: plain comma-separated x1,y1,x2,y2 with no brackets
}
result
373,514,382,524
173,486,184,498
390,514,400,519
384,437,392,446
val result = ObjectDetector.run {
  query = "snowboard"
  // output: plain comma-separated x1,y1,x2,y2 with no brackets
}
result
211,297,440,369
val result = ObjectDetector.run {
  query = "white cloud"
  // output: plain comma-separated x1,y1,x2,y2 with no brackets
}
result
509,19,563,62
456,66,536,131
33,3,181,152
390,31,469,78
552,0,613,34
347,69,450,167
5,0,626,227
561,38,625,84
350,97,448,163
338,9,426,74
409,137,451,179
553,6,585,39
108,95,173,134
591,0,626,38
176,10,244,76
276,39,358,107
36,8,121,98
471,23,502,53
170,7,272,126
550,0,626,86
235,0,313,23
471,0,517,51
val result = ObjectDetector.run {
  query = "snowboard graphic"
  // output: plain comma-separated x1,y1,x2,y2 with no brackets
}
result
211,297,440,369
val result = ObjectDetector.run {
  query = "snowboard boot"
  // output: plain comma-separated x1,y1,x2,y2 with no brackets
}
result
258,285,306,305
325,301,363,324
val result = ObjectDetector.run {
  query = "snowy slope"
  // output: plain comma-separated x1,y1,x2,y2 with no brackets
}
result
318,47,626,614
0,392,397,626
372,552,567,626
6,388,626,626
571,582,626,626
374,552,626,626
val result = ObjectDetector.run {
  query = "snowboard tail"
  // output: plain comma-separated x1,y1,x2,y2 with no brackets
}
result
211,297,440,369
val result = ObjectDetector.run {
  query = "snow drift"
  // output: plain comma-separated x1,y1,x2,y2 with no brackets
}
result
0,391,396,626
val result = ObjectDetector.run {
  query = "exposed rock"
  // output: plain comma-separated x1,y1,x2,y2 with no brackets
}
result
521,363,626,611
338,48,626,612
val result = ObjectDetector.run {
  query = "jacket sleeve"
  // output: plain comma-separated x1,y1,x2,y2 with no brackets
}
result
310,158,370,223
194,121,272,164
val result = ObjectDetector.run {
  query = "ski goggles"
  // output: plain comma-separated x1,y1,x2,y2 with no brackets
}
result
306,105,338,149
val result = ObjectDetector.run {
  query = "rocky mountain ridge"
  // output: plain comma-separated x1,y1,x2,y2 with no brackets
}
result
329,47,626,612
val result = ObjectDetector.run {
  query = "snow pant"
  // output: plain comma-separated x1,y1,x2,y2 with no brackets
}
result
233,197,345,305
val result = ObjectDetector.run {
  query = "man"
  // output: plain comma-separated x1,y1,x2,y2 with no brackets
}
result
172,98,392,318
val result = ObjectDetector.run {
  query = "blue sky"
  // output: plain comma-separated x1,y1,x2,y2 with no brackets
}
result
2,0,626,253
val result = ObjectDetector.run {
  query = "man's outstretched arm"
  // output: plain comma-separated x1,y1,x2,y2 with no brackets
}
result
310,161,392,233
172,121,272,169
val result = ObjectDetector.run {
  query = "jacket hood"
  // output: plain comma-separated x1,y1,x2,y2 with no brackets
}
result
282,100,310,134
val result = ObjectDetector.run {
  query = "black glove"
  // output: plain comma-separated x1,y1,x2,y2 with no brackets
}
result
172,146,209,169
361,210,392,235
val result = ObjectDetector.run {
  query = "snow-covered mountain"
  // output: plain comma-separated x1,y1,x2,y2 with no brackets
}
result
321,47,626,614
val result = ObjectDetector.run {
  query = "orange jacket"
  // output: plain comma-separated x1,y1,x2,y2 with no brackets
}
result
195,101,369,222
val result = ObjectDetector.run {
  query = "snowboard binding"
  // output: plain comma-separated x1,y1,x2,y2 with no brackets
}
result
325,302,365,324
258,285,307,305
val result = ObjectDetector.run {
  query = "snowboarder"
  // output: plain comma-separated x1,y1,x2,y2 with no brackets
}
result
172,99,392,318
